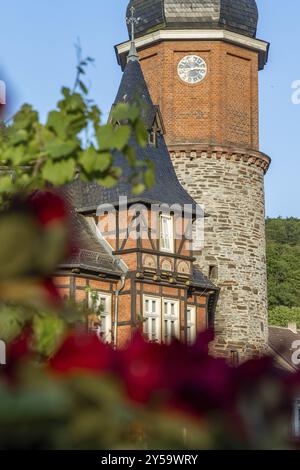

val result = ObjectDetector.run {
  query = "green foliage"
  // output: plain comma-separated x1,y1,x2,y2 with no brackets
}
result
266,218,300,309
269,306,300,329
0,304,29,342
0,54,155,202
32,313,66,357
0,299,87,358
266,217,300,246
266,218,300,327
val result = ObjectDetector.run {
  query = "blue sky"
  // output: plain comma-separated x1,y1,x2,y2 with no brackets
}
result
0,0,299,217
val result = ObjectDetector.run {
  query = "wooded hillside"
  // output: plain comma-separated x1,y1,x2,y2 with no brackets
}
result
266,218,300,327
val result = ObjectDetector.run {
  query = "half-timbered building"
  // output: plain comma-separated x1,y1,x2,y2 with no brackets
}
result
54,44,219,348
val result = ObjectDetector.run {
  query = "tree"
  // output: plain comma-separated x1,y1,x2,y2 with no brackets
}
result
266,217,300,327
0,53,154,202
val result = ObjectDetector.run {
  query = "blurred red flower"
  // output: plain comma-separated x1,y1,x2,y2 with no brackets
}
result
29,190,68,226
114,333,169,404
49,332,114,374
42,278,63,306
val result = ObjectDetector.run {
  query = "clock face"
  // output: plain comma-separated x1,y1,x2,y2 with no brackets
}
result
177,55,207,84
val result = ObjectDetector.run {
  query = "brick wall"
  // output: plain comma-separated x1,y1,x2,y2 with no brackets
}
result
139,40,259,149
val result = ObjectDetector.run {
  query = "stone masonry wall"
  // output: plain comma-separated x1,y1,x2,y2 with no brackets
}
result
171,147,269,360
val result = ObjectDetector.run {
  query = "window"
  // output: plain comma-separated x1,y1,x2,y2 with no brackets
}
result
143,297,161,342
88,292,112,343
209,265,218,281
294,399,300,438
149,130,157,147
230,350,240,366
160,214,174,253
187,306,196,345
163,299,179,344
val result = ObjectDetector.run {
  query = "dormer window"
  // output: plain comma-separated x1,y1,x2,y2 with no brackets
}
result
160,214,174,253
149,129,157,147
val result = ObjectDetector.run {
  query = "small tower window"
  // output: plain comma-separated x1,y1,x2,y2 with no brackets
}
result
209,265,218,281
149,129,157,147
230,350,239,366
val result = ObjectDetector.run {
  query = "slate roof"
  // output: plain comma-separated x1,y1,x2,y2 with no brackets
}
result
269,326,300,371
192,268,219,326
59,188,125,277
127,0,258,39
193,268,218,291
113,53,157,131
66,59,199,214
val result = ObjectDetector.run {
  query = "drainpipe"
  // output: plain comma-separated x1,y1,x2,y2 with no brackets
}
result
113,274,126,350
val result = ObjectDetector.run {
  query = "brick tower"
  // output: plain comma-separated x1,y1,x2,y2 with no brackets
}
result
116,0,270,360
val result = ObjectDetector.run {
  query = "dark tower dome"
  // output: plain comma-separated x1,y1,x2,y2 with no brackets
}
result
127,0,259,39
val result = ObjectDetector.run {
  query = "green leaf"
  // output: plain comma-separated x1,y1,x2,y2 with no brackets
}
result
94,152,112,173
33,314,66,357
45,139,78,160
132,183,145,195
0,175,13,194
111,166,122,178
79,147,97,173
12,104,39,131
96,125,114,150
97,124,131,151
96,175,118,188
79,148,112,174
0,214,39,279
10,129,29,146
79,81,88,95
61,87,71,99
144,168,155,188
42,159,76,185
9,146,26,165
113,125,131,150
47,111,68,139
112,103,139,122
0,305,26,342
134,119,148,147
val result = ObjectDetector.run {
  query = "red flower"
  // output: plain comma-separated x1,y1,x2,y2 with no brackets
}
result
114,332,169,404
49,332,114,374
162,338,236,415
42,278,62,306
28,191,68,226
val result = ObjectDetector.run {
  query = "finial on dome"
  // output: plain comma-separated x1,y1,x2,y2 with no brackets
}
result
126,6,140,62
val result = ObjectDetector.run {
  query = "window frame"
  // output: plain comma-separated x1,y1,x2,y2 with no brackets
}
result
159,213,174,254
162,298,180,344
187,305,197,345
149,129,157,147
88,291,112,344
143,295,161,343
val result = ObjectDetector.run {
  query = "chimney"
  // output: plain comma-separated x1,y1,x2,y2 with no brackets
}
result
288,322,298,334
